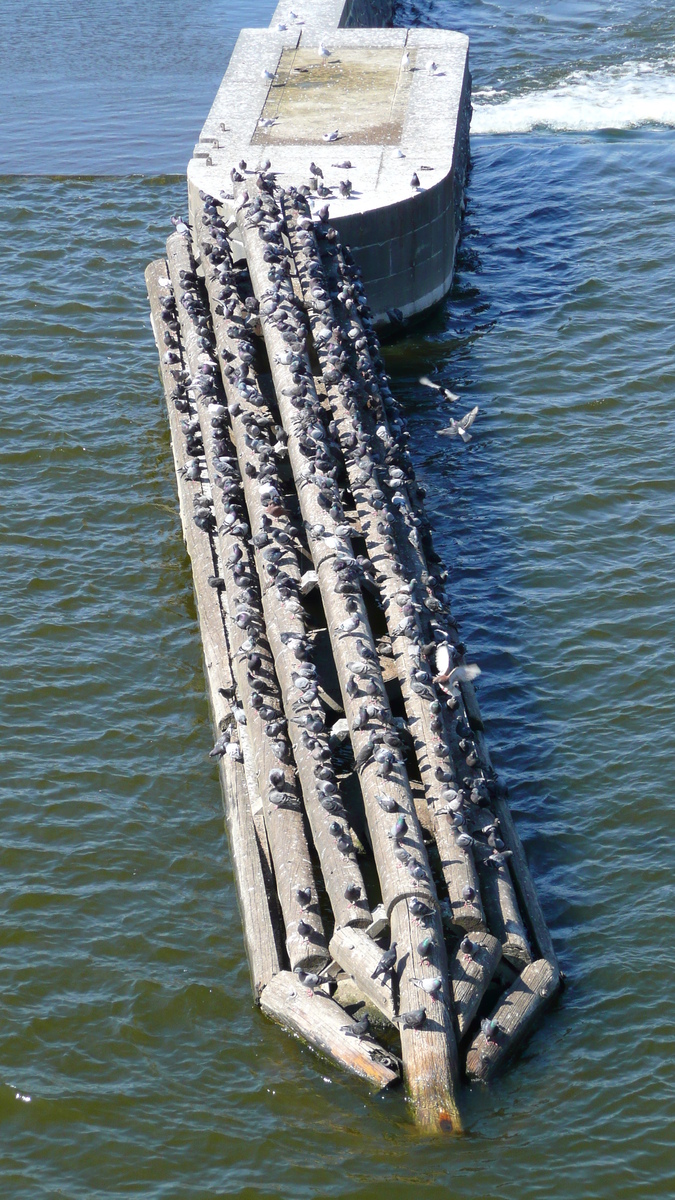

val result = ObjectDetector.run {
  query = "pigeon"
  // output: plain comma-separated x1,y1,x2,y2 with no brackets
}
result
397,1007,426,1029
419,374,459,402
410,172,420,188
481,1017,500,1043
341,1014,369,1038
294,966,324,993
297,919,313,939
411,976,443,1001
371,943,397,980
376,792,399,814
434,662,481,691
409,898,434,921
460,935,476,958
344,882,362,904
296,886,312,909
438,406,479,442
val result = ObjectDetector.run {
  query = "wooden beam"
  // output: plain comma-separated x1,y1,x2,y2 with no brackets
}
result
165,236,329,974
465,958,560,1081
448,930,501,1039
191,204,372,933
235,186,462,1132
260,970,400,1091
146,259,282,996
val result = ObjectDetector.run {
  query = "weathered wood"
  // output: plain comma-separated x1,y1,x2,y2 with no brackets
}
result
283,194,485,935
476,853,532,968
146,259,282,996
191,205,371,932
465,957,560,1081
234,191,436,921
235,187,463,1129
329,926,396,1022
475,730,560,971
260,970,400,1091
448,930,502,1039
315,235,535,968
165,235,329,973
220,756,285,996
389,897,462,1133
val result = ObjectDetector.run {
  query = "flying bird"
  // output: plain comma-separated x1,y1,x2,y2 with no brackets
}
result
437,405,479,442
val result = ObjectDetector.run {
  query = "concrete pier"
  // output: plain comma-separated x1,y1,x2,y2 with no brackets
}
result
187,1,470,325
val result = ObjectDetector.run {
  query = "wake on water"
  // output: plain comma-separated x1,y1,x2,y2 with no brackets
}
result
471,58,675,133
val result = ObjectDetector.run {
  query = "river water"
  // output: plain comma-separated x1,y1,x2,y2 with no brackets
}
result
1,1,674,1195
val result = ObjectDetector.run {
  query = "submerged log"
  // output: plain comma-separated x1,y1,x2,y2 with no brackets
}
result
448,930,502,1039
146,259,282,996
166,235,329,973
260,970,400,1091
465,957,560,1081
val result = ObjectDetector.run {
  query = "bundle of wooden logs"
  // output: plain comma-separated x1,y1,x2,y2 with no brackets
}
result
145,176,561,1134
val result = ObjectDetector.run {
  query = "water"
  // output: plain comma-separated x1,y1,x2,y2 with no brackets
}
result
1,1,674,1196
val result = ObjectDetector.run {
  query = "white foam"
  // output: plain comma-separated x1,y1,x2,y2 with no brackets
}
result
471,59,675,134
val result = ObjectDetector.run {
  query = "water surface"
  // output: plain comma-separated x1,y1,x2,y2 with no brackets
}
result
1,1,674,1196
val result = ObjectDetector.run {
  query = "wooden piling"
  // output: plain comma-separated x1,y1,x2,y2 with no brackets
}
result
235,188,463,1132
260,970,400,1091
146,181,561,1122
191,206,372,933
165,236,329,973
146,259,283,996
283,194,486,935
448,931,502,1039
465,958,560,1082
329,926,396,1022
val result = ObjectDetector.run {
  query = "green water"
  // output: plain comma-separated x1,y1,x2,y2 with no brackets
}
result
2,1,675,1195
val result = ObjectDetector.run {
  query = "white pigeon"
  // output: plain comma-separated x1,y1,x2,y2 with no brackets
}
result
435,662,482,691
419,374,459,402
437,405,479,442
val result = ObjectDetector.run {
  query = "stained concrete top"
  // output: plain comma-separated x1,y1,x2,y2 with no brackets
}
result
188,26,469,222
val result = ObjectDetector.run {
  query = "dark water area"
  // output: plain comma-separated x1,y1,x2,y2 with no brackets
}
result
1,0,675,1196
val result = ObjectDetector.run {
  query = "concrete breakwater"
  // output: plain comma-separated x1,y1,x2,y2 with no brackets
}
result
187,0,471,325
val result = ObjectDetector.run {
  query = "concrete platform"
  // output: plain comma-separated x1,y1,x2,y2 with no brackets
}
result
187,3,470,325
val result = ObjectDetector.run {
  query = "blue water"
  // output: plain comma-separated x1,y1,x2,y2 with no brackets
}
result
1,1,674,1196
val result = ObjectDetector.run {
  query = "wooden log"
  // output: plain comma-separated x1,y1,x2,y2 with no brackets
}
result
283,195,485,935
475,733,560,971
190,205,371,932
329,926,396,1022
389,897,462,1133
260,970,399,1091
165,235,329,973
219,756,285,997
146,259,282,996
448,930,502,1039
314,235,535,967
235,188,462,1129
234,192,435,922
465,957,560,1081
476,854,532,968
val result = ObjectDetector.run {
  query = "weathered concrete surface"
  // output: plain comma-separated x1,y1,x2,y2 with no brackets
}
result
187,4,470,325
